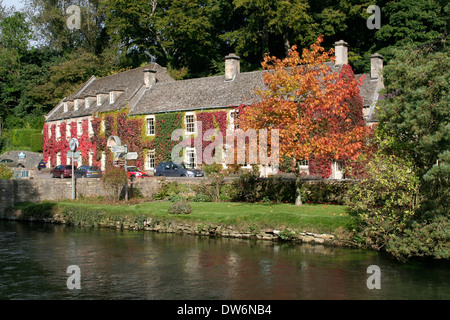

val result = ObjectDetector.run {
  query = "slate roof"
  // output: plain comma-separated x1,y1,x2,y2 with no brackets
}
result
45,59,382,122
45,63,174,122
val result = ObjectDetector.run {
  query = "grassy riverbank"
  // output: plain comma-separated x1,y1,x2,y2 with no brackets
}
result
12,200,352,235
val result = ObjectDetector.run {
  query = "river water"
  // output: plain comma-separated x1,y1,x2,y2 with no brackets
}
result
0,220,448,300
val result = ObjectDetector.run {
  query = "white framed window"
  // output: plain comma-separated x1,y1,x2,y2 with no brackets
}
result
63,102,68,112
88,119,94,136
185,147,196,169
66,123,71,139
185,112,196,134
146,115,155,136
97,94,102,106
145,150,156,170
299,159,309,168
110,91,115,104
74,100,79,111
56,122,61,139
229,109,239,130
85,97,90,109
77,121,82,136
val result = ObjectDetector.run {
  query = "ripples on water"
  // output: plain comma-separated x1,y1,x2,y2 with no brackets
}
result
0,220,448,300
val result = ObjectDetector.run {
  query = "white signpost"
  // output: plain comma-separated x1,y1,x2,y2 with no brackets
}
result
108,136,129,201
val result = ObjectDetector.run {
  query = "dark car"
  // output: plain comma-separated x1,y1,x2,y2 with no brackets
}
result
50,165,76,178
74,165,102,178
0,158,25,168
37,160,47,170
154,162,204,177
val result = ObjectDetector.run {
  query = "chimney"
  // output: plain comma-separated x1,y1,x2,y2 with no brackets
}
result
370,53,384,79
225,53,240,81
144,68,156,88
334,40,348,65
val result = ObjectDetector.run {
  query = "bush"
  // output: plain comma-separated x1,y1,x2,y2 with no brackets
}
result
0,164,13,179
168,200,192,215
346,153,420,252
190,193,211,202
101,168,128,201
387,215,449,262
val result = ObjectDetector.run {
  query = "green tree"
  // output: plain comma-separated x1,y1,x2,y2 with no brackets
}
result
377,42,449,189
375,0,448,50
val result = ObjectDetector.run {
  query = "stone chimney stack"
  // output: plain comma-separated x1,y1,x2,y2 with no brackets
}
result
370,53,384,79
144,68,156,88
334,40,348,65
225,53,240,81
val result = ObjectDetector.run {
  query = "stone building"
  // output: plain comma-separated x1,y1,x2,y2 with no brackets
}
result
43,40,384,178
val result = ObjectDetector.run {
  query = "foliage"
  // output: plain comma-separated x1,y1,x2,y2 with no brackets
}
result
168,199,193,215
239,36,371,205
377,42,449,180
387,215,449,262
346,152,420,252
0,164,13,179
9,129,43,152
100,167,128,201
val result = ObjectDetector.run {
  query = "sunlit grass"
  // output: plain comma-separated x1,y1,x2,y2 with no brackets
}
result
27,200,352,234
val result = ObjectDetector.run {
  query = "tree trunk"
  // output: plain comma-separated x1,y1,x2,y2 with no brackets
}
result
294,159,303,206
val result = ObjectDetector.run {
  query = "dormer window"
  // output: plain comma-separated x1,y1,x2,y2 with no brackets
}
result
85,97,90,109
74,100,79,111
97,94,102,106
110,92,115,104
63,102,68,112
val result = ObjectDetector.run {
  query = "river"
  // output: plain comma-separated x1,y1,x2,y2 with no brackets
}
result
0,220,448,300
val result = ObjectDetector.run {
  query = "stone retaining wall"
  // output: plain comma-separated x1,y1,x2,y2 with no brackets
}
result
1,207,337,246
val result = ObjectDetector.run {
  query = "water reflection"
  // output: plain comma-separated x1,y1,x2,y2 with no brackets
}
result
0,220,448,300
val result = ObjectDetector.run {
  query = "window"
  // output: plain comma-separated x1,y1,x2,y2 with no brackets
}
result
145,150,155,170
77,122,82,135
110,92,115,104
299,160,309,168
185,147,196,169
97,94,102,106
66,123,71,138
229,110,240,130
146,115,155,136
56,123,61,139
88,119,93,136
63,102,68,112
185,113,196,134
85,97,90,109
74,100,79,111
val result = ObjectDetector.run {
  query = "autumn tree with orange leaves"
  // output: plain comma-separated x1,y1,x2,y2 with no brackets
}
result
239,36,372,205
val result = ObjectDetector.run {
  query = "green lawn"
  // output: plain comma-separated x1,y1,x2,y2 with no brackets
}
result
16,200,352,234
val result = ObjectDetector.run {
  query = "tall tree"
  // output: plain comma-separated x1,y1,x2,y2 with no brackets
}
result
377,41,449,216
239,36,371,205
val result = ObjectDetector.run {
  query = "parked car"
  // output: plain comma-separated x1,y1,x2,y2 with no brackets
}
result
127,166,149,180
74,165,102,178
154,162,204,177
37,160,47,170
50,165,76,178
0,158,25,168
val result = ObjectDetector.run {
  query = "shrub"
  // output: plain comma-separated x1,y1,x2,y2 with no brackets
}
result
190,193,211,202
0,164,13,179
168,200,192,215
101,167,128,201
346,153,420,252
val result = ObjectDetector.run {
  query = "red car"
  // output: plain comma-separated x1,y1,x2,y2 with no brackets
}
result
127,166,149,180
51,165,76,178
